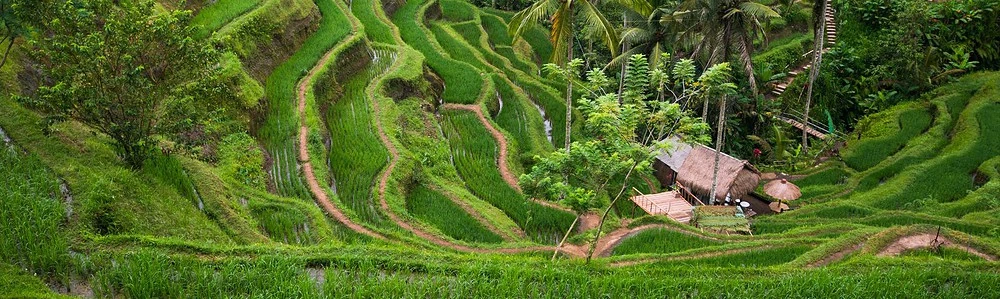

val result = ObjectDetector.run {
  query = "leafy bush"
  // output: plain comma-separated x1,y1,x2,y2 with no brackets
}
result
753,33,813,75
218,133,268,187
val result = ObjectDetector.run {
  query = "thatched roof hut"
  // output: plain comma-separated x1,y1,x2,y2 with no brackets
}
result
655,139,761,203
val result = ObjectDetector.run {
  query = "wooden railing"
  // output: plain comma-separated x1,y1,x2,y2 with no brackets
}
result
675,182,705,206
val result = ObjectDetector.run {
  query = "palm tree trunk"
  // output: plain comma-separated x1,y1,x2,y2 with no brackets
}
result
803,0,829,153
617,13,628,105
709,96,727,204
565,33,574,154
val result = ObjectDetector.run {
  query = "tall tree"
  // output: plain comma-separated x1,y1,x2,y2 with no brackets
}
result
802,0,829,153
696,63,738,202
524,55,734,262
20,0,219,168
508,0,620,153
676,0,778,95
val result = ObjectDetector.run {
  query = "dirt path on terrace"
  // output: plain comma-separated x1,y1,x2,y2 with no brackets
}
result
296,41,386,240
609,246,768,267
877,234,997,261
807,242,864,268
441,104,520,191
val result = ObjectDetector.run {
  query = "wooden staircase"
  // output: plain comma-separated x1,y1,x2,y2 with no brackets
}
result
769,0,836,140
769,0,837,98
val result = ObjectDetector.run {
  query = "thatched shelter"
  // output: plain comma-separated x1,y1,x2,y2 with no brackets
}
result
654,139,761,204
652,137,693,186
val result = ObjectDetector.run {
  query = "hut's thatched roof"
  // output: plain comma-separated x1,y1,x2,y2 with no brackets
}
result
669,143,760,201
655,137,694,170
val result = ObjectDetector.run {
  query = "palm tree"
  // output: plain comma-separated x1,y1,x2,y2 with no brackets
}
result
509,0,619,154
802,0,829,153
675,0,779,95
609,0,684,71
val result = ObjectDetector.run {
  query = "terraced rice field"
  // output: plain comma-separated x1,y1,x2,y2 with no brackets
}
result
3,0,1000,296
324,47,396,227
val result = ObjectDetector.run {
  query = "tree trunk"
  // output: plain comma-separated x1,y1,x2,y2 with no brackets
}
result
709,96,727,204
564,33,574,154
803,0,829,154
586,162,639,262
702,97,710,121
552,214,580,260
617,13,628,105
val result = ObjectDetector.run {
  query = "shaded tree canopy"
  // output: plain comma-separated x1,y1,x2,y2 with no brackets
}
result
18,0,220,168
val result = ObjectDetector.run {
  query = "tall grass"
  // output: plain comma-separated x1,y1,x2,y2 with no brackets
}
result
796,167,850,199
612,229,721,256
0,263,65,298
479,13,536,73
405,184,504,243
0,98,234,243
439,0,476,22
317,257,1000,297
259,0,352,198
190,0,263,38
0,150,70,279
80,249,1000,298
491,75,548,164
654,245,813,267
249,202,317,245
900,247,987,262
430,23,490,70
482,8,553,64
142,154,200,209
351,0,395,45
442,110,575,243
843,107,934,171
392,0,482,104
442,17,564,152
323,48,395,227
807,204,877,219
864,80,1000,209
93,251,318,298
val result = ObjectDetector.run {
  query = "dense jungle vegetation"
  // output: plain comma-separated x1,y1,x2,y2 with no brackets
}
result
0,0,998,297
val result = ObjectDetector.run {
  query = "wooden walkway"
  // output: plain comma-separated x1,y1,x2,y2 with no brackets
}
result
631,191,694,224
778,116,827,139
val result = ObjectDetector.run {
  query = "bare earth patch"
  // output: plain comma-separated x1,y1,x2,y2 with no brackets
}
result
877,234,997,261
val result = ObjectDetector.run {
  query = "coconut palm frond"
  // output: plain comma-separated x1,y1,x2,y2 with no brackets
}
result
509,0,557,40
579,0,620,57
